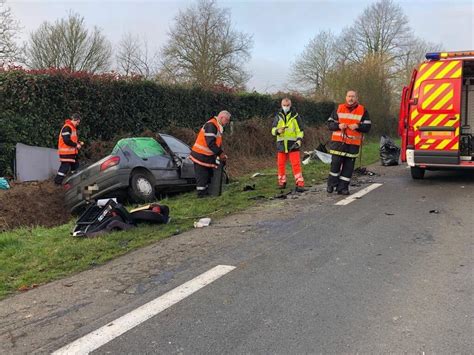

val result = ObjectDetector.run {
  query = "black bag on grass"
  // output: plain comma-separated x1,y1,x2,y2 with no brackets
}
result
380,135,400,166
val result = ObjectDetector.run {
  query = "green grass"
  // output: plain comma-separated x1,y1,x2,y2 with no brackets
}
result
0,141,381,299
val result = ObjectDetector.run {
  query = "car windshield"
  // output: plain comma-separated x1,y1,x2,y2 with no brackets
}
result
112,138,165,158
160,134,191,154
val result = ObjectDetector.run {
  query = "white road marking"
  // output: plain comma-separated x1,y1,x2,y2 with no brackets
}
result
52,265,236,355
335,183,383,206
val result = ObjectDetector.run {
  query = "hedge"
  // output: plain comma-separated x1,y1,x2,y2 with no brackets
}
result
0,69,335,176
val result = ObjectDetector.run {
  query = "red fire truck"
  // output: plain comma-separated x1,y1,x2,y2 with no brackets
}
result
398,51,474,179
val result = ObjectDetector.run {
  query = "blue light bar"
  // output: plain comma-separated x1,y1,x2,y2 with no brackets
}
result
425,52,440,60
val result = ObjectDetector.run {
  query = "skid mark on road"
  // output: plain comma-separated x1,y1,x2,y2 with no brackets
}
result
52,265,236,355
335,183,383,206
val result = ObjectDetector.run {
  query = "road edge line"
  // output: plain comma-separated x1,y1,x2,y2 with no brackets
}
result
335,183,383,206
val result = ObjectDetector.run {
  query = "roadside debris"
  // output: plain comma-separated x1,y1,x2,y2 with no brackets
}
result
251,172,277,178
380,135,400,166
0,177,10,190
194,217,211,228
243,184,256,191
302,145,332,165
353,167,377,176
248,195,266,200
72,199,170,237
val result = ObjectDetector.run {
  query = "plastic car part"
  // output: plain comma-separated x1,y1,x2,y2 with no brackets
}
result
72,199,135,238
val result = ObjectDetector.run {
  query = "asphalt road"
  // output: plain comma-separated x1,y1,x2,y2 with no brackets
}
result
2,165,473,354
88,166,474,354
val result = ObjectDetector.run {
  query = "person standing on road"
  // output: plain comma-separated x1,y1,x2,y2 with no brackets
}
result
271,97,305,192
54,113,83,185
326,90,371,195
190,110,231,198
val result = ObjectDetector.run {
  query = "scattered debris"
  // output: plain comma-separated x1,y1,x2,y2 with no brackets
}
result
194,217,211,228
248,195,266,200
0,177,10,190
251,172,277,178
429,209,440,214
302,149,332,165
354,167,377,176
243,184,256,191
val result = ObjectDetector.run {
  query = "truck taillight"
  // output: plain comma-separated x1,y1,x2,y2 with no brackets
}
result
100,156,120,171
407,127,415,148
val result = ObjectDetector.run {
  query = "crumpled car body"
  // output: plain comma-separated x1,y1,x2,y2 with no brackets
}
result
64,134,196,213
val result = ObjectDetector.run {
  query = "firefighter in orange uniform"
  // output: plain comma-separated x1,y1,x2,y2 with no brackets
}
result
190,110,231,197
327,90,371,195
54,113,83,185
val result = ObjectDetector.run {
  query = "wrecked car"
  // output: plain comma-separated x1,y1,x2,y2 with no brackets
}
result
64,134,196,213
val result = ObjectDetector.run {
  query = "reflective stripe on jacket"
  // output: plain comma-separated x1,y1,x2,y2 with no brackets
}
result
271,110,304,153
58,120,78,162
331,104,365,146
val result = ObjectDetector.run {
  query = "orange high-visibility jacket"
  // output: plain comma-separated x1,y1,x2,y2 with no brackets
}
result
331,104,365,146
58,120,78,162
190,117,223,168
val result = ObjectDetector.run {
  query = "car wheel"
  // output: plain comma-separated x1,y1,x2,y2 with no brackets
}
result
410,166,425,180
128,172,156,203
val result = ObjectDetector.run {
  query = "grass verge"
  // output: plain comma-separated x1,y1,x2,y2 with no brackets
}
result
0,141,381,299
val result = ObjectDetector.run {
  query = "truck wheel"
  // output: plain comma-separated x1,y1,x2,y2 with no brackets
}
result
411,166,425,180
128,172,156,203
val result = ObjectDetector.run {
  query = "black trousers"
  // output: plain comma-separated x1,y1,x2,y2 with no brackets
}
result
194,163,214,196
327,155,355,191
54,161,79,184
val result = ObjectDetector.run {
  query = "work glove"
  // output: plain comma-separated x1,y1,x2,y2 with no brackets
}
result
219,152,228,162
289,140,301,151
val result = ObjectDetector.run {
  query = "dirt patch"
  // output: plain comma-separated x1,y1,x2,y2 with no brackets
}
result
0,181,71,231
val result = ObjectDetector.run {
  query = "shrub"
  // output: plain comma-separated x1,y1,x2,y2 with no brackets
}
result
0,68,335,175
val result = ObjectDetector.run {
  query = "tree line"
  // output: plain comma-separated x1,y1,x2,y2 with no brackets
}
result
1,0,440,133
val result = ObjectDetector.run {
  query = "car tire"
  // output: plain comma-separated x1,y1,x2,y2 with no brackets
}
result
128,172,156,203
410,166,425,180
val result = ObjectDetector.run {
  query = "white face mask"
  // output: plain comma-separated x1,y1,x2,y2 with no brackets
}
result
282,106,290,113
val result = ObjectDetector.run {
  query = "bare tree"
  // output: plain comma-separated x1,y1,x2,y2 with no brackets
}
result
26,12,112,73
291,30,337,98
116,32,159,78
338,0,413,64
0,0,22,65
160,0,253,89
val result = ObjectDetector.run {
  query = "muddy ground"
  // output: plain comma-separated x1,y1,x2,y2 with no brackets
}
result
0,180,71,232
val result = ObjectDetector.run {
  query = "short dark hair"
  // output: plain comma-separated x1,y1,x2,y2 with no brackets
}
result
71,113,81,121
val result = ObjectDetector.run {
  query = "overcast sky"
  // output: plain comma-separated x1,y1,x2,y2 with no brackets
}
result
8,0,474,92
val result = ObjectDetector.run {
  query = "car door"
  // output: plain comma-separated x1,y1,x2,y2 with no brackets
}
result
123,138,180,183
159,134,195,179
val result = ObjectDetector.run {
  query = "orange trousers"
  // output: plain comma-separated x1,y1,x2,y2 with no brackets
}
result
277,151,304,187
